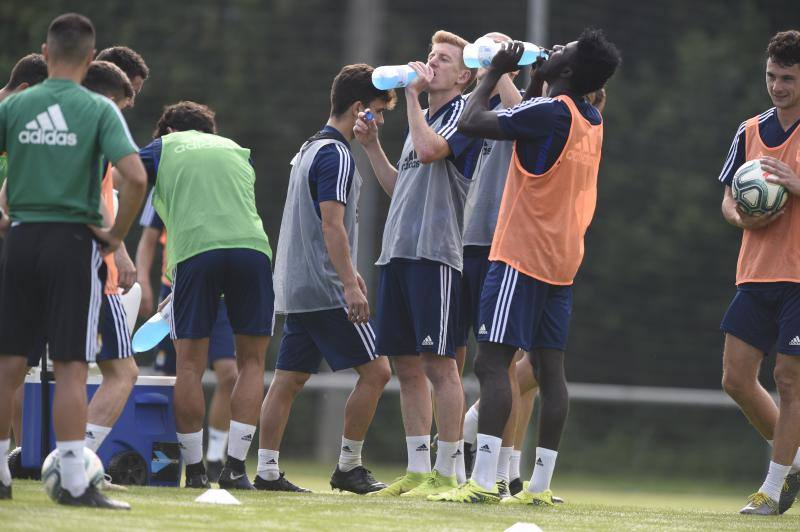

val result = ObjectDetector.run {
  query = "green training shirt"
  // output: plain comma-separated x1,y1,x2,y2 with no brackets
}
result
0,78,138,224
150,130,271,278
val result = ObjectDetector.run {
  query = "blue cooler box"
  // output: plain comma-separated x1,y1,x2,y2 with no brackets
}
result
21,371,182,486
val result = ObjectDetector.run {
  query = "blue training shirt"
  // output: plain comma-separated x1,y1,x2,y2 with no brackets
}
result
308,125,356,218
496,93,602,175
717,107,800,186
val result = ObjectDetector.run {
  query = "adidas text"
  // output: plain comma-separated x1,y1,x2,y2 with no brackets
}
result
18,104,77,146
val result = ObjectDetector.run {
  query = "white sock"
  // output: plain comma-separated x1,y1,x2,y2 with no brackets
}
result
760,461,791,502
257,449,280,481
463,404,479,446
84,423,111,453
227,420,255,461
434,440,459,478
177,430,204,466
791,448,800,473
455,439,466,485
496,446,513,483
509,449,522,481
470,433,502,491
529,447,558,493
206,427,228,462
0,439,10,485
405,435,431,474
338,437,363,472
57,440,88,497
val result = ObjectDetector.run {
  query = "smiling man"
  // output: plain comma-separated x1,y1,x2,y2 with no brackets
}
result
432,29,620,505
716,29,800,516
354,30,481,498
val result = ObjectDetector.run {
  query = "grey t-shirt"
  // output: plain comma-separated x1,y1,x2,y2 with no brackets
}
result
463,95,515,247
273,135,361,313
376,95,481,272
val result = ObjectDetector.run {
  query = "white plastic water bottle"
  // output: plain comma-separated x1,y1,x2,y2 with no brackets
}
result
371,65,418,90
463,37,549,69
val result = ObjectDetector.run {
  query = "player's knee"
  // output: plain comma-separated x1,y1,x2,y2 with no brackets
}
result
275,371,309,395
361,358,391,388
721,367,755,398
773,365,800,399
474,352,505,383
214,362,237,391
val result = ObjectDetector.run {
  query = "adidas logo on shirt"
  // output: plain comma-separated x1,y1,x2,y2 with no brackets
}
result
478,324,488,335
479,444,491,453
18,104,77,146
566,134,598,166
421,336,434,347
790,336,800,346
416,444,429,452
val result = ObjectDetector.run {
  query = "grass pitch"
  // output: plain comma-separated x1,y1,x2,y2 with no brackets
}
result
2,461,800,531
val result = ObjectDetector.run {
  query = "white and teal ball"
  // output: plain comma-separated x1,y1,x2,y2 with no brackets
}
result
732,159,788,216
41,447,105,501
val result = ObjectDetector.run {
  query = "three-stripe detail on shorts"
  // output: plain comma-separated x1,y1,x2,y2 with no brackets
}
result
85,242,103,362
490,264,518,344
107,293,133,358
438,265,453,355
343,308,378,360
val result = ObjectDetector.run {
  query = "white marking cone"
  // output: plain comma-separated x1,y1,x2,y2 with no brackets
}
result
504,524,543,532
195,488,241,505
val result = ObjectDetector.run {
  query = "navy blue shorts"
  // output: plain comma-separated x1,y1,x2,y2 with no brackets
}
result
97,293,133,361
154,283,236,375
276,308,378,373
170,248,274,340
720,282,800,355
477,261,572,352
456,246,491,347
374,259,460,358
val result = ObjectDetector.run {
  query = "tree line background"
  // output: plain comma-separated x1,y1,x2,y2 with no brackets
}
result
2,0,800,479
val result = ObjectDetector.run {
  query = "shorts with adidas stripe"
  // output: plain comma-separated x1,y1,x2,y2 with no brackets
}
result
720,282,800,355
276,309,378,373
0,223,104,363
456,246,491,348
97,293,133,360
476,261,572,352
374,258,460,358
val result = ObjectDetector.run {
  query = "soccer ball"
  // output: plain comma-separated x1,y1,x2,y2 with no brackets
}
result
41,447,105,501
731,159,788,216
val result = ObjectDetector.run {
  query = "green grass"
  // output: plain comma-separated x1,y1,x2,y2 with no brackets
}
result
2,462,800,531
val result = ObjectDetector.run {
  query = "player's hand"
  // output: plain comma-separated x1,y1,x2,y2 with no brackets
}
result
344,282,369,324
734,205,784,230
114,248,137,294
139,281,154,318
88,225,121,255
157,292,172,314
491,41,524,74
356,271,368,299
354,109,379,147
762,156,800,196
406,61,434,96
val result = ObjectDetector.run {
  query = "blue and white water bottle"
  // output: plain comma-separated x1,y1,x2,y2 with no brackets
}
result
371,65,418,90
463,37,549,69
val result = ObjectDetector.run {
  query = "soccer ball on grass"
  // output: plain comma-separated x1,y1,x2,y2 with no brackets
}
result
41,447,105,501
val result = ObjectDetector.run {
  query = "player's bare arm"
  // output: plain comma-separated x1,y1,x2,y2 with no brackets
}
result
319,200,369,323
405,62,452,163
354,110,398,196
135,227,159,317
721,185,783,230
458,42,524,139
